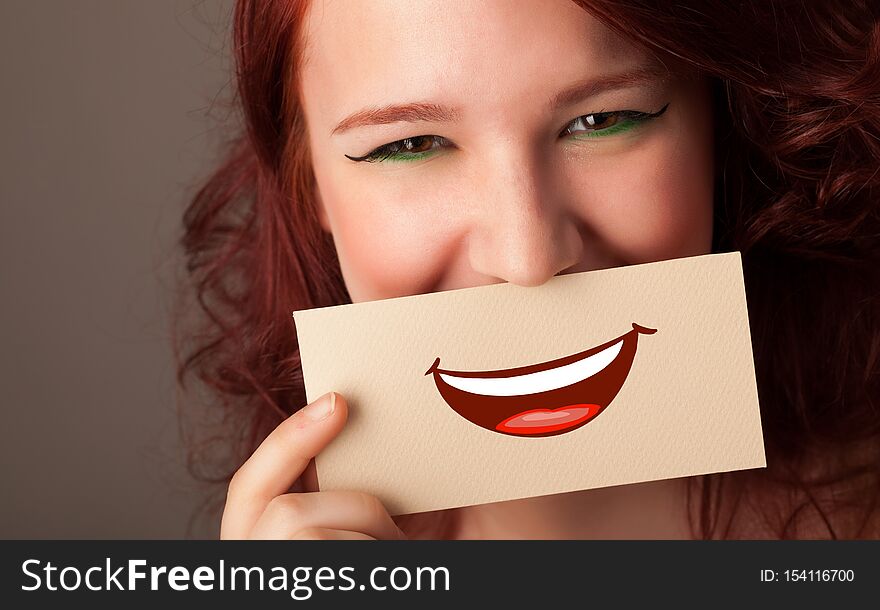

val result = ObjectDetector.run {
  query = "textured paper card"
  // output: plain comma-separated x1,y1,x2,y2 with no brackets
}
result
293,252,765,516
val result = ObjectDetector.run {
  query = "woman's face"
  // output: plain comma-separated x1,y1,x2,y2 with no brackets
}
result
299,0,714,302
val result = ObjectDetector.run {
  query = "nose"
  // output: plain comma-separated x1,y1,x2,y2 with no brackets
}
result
467,156,583,287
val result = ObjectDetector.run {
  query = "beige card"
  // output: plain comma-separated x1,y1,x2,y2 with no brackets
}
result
293,252,765,516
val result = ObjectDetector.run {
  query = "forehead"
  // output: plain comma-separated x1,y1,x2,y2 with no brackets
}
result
299,0,654,129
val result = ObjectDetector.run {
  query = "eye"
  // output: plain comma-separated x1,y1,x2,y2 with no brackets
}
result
344,102,670,163
561,103,669,139
345,135,452,163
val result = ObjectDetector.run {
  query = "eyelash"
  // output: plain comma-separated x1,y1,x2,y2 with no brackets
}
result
344,102,670,163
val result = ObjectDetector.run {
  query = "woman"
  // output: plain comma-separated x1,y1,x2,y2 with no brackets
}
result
175,0,880,539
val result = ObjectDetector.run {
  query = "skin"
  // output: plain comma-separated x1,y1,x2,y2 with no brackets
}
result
221,0,714,540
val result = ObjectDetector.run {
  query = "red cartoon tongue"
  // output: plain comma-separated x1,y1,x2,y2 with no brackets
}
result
495,404,600,436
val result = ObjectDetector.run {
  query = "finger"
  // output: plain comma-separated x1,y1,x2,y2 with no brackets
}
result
288,459,316,493
289,528,376,541
221,392,347,539
301,459,319,492
249,491,407,541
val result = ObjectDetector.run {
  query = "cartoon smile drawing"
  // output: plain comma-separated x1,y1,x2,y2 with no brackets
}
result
425,323,656,437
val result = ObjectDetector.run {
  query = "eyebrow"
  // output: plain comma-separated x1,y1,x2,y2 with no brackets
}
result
331,102,461,136
548,65,669,109
330,65,668,136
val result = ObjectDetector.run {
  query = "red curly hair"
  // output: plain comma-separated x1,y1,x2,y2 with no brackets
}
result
174,0,880,539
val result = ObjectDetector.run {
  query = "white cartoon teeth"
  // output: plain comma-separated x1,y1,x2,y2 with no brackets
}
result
437,339,624,397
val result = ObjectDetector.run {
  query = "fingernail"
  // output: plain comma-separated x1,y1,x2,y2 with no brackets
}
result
303,392,335,422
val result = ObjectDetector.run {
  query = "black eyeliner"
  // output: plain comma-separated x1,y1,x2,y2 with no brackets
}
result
346,140,408,163
631,101,670,119
345,151,382,162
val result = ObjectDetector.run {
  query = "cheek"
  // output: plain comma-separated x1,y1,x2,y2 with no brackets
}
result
571,126,714,263
318,175,464,302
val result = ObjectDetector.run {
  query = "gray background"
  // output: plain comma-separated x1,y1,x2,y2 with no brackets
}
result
0,0,237,538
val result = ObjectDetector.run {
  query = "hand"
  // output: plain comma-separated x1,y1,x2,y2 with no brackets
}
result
220,391,406,540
